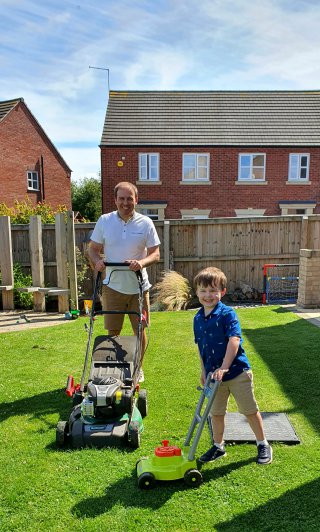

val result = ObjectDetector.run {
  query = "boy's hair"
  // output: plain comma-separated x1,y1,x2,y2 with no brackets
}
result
114,181,138,199
193,267,227,291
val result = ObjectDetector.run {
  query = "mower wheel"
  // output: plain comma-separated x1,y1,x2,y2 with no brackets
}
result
137,472,156,489
184,468,202,488
56,421,68,447
128,429,141,449
137,389,148,418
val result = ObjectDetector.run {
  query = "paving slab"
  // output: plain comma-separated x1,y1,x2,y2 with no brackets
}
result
0,310,73,333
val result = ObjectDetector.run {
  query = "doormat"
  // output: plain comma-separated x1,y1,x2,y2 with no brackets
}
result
208,412,300,444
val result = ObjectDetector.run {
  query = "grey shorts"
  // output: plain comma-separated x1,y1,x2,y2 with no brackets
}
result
211,370,259,416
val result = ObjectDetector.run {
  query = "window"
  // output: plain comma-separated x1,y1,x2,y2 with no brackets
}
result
183,154,209,181
27,171,39,190
136,202,167,221
139,153,159,181
139,208,159,220
238,154,265,181
288,154,310,181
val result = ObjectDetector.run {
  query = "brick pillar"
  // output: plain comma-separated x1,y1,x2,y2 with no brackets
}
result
297,249,320,308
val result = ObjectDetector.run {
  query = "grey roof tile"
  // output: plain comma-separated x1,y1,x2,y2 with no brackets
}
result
101,90,320,146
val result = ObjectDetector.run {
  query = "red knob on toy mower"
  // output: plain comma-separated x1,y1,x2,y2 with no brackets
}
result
155,440,182,457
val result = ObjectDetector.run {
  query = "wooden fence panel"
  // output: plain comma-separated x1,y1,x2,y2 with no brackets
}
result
7,214,320,301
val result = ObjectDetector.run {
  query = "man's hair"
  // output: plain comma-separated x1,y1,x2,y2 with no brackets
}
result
114,181,138,199
193,267,227,291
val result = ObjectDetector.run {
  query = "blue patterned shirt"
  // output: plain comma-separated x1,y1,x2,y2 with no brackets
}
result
194,301,250,381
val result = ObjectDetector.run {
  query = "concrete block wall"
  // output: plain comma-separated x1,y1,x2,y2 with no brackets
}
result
297,249,320,308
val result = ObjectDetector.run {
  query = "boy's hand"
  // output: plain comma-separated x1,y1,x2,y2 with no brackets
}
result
200,372,206,386
212,368,229,382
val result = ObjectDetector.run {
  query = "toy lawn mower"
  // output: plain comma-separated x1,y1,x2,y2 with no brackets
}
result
56,262,147,449
136,374,220,488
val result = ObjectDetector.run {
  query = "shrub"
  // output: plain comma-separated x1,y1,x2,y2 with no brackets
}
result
0,197,68,224
12,263,33,309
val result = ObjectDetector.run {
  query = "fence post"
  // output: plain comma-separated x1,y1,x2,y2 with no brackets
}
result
300,216,309,249
67,211,78,310
55,213,69,313
0,216,14,310
163,220,171,270
29,215,46,311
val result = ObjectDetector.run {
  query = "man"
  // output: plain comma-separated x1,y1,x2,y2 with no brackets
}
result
88,181,160,382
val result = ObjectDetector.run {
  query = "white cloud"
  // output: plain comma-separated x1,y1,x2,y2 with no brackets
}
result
1,0,320,182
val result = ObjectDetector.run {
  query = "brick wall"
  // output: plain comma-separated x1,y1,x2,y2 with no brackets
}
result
297,249,320,308
0,102,71,209
101,146,320,218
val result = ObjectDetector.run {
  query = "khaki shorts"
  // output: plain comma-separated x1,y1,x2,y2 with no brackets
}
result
101,285,150,333
211,370,259,416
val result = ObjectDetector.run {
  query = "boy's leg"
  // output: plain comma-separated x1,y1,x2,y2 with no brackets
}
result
246,411,265,441
198,385,229,464
211,415,225,445
230,371,273,465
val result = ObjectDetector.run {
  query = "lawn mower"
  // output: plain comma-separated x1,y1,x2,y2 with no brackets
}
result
56,262,147,449
136,374,220,488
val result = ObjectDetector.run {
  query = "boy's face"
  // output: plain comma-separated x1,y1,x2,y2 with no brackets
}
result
196,283,226,314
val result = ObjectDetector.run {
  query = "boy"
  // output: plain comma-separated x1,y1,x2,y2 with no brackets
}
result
193,267,272,465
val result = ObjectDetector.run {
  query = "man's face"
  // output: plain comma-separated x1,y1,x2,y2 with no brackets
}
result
115,186,137,220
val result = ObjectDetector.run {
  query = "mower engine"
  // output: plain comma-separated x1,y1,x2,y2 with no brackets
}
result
82,377,134,420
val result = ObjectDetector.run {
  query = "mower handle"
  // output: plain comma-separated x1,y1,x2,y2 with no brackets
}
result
102,262,143,281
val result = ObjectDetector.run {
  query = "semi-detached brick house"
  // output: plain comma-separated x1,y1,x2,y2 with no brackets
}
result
0,98,72,209
100,90,320,220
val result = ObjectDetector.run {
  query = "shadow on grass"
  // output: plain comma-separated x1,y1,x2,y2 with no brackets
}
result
0,388,72,427
215,476,320,531
242,308,320,436
71,457,253,517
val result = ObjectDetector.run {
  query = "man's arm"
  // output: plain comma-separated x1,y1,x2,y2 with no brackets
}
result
87,240,105,272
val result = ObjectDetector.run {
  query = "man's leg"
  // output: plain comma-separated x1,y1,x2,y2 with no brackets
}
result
128,290,150,365
101,285,125,334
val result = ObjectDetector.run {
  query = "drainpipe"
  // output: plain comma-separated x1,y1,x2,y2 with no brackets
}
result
41,155,45,201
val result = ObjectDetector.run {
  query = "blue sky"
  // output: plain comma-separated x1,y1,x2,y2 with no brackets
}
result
1,0,320,183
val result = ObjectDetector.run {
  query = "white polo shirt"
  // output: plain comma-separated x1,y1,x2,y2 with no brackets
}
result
90,211,160,294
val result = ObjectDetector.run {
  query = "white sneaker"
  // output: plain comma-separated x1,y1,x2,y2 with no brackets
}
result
139,369,145,383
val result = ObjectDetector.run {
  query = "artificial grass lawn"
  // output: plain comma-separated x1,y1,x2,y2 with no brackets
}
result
0,306,320,531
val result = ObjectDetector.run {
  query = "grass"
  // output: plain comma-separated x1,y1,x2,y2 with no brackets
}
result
0,306,320,531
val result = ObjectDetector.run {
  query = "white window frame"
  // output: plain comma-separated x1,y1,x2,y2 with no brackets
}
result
136,202,167,221
288,154,310,182
238,153,266,181
182,153,210,182
139,153,159,181
27,171,39,191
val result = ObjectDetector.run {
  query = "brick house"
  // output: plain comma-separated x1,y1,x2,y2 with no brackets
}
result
0,98,72,209
100,90,320,219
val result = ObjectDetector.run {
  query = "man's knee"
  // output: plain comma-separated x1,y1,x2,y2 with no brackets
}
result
108,329,121,336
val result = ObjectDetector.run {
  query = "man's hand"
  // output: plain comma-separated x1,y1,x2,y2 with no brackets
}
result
94,259,106,272
125,259,143,271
